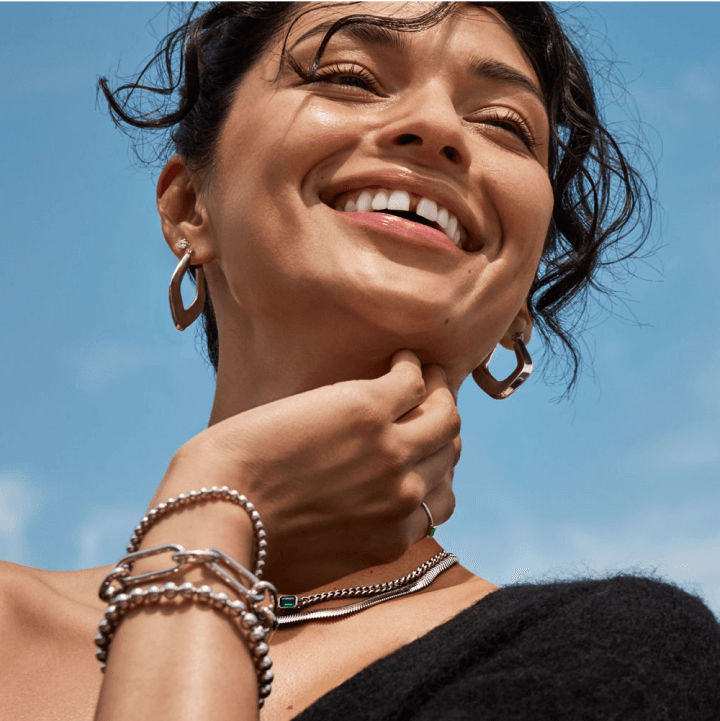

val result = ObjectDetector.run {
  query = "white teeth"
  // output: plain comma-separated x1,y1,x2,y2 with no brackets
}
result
436,206,450,230
333,186,468,250
355,190,373,212
416,198,438,222
371,190,389,210
387,190,410,211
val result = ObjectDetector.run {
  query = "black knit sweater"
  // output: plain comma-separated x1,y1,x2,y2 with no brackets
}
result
294,575,720,720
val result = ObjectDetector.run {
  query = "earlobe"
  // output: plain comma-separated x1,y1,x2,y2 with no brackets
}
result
157,155,213,262
499,303,533,351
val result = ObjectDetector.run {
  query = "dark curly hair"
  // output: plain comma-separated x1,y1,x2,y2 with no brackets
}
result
99,1,654,398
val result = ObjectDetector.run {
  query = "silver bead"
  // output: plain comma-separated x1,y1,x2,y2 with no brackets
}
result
227,599,247,616
188,490,199,500
212,592,230,608
104,605,119,621
237,494,248,505
100,663,107,673
241,612,258,629
250,510,261,522
147,509,158,519
256,560,265,571
179,582,196,599
255,523,265,535
229,490,240,500
257,656,273,670
94,633,109,647
166,497,176,506
162,582,179,599
134,525,143,536
210,486,221,496
128,587,145,605
196,585,213,602
245,502,255,512
259,683,273,698
219,485,230,494
253,643,270,660
257,549,267,561
113,593,130,610
98,618,113,634
145,585,162,602
96,647,108,661
140,516,150,529
156,502,167,513
249,626,266,642
259,669,274,684
258,539,268,550
199,487,209,496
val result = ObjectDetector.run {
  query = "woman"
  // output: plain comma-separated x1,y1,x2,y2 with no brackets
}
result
1,2,718,719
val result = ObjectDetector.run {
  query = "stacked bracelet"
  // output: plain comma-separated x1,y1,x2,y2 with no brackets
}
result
97,488,277,709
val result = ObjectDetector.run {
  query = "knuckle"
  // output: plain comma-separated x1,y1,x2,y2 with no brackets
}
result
447,406,462,437
407,372,426,401
354,393,386,430
395,480,423,516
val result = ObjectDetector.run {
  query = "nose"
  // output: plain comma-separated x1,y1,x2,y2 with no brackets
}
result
374,82,471,172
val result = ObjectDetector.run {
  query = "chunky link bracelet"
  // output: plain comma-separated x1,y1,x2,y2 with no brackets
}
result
99,544,278,634
125,486,268,578
95,580,275,707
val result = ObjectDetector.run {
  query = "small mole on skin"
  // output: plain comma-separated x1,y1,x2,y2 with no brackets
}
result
444,318,450,324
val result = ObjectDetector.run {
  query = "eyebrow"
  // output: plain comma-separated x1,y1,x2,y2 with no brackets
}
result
464,57,546,108
290,23,545,108
290,21,409,54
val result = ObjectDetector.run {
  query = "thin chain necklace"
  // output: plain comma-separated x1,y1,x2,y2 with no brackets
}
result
276,551,458,626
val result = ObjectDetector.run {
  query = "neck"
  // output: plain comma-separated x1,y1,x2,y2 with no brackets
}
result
205,314,465,599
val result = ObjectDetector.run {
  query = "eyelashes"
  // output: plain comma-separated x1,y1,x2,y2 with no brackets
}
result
302,62,541,151
473,108,540,150
306,62,380,92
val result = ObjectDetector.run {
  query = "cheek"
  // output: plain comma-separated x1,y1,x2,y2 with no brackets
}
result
489,162,553,262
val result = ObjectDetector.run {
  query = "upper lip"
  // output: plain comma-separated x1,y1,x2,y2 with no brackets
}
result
318,168,481,252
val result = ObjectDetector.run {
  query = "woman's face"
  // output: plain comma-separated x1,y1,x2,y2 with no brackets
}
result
184,2,553,387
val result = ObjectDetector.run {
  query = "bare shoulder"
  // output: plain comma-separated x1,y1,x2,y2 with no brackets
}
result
0,560,107,720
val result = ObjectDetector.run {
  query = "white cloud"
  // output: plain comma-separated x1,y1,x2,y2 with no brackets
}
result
0,471,47,564
75,505,146,569
445,486,720,620
65,339,156,391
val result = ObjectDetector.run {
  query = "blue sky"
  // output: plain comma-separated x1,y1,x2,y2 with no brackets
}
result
1,2,718,620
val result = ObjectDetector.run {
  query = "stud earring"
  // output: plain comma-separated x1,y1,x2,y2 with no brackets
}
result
169,239,206,331
472,333,533,399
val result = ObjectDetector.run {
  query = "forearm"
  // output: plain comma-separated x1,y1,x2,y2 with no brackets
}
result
94,462,262,721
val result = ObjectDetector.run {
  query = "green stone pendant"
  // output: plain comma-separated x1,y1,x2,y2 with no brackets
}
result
279,595,298,609
429,527,435,537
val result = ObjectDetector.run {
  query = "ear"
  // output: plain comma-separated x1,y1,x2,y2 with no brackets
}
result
499,302,533,351
157,155,216,264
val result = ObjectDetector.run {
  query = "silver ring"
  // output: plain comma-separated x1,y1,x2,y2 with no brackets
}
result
421,502,437,538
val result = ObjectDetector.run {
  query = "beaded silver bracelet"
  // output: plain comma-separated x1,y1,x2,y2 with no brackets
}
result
95,580,274,707
125,486,268,579
99,544,278,634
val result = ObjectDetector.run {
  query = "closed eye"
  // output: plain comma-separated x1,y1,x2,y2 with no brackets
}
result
306,62,379,93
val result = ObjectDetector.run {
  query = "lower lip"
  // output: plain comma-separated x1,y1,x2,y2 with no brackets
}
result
336,212,461,253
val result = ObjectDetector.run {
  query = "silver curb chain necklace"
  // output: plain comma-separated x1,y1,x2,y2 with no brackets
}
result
276,551,458,626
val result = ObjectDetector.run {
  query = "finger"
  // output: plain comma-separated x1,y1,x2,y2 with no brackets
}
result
373,349,427,420
393,365,460,457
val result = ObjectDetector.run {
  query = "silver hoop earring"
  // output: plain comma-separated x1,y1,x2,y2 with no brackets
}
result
472,333,533,399
169,239,206,331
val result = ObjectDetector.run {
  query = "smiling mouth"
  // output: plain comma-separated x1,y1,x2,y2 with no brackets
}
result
324,187,478,251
